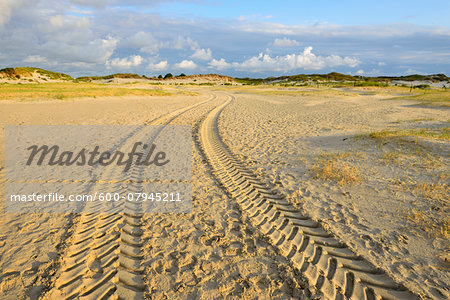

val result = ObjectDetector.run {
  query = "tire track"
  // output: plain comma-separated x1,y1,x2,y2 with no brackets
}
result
199,93,417,300
44,94,217,300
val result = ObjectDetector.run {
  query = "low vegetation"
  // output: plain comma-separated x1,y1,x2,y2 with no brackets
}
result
364,128,449,141
353,81,389,87
236,72,449,87
233,86,359,97
389,89,450,107
311,152,363,186
358,128,447,169
376,73,449,83
0,82,172,100
77,73,145,81
356,126,449,238
406,179,449,238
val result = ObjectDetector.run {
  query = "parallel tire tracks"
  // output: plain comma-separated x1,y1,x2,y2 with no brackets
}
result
45,95,216,300
199,94,417,300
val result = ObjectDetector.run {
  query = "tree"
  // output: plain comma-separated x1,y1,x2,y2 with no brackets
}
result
157,75,163,79
178,73,186,77
164,73,173,79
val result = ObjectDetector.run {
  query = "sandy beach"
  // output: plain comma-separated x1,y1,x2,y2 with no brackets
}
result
0,85,448,299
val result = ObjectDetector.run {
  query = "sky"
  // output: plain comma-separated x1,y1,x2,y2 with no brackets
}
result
0,0,449,77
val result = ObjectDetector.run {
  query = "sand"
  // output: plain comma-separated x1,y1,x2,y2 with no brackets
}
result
0,86,448,299
218,87,449,298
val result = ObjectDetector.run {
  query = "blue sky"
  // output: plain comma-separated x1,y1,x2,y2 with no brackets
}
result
152,0,450,26
1,0,449,77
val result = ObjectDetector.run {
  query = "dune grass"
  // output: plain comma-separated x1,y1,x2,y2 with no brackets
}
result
390,89,450,107
311,152,363,186
0,67,72,80
364,128,449,141
358,127,448,237
358,128,447,169
0,82,173,100
230,86,358,97
407,179,449,238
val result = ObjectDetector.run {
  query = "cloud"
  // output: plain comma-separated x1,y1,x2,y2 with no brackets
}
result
170,36,198,51
107,55,143,68
232,47,360,72
238,22,450,39
23,55,51,64
0,0,448,77
191,48,212,61
272,37,300,47
404,68,424,75
175,60,197,69
122,31,160,54
68,0,113,8
68,0,204,9
48,14,90,31
357,69,383,76
208,58,231,70
0,0,26,27
149,60,168,71
38,36,119,65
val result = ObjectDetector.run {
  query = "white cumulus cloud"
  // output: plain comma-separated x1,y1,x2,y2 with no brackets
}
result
272,37,300,47
170,36,198,51
191,48,212,61
233,47,360,72
149,60,168,71
175,60,197,70
123,31,160,54
107,55,143,68
208,58,231,70
0,0,27,27
24,55,50,64
68,0,112,9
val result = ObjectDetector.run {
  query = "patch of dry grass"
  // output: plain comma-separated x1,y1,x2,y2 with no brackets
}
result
311,152,363,185
389,89,450,107
0,82,174,100
358,128,447,168
365,128,449,141
414,182,449,205
357,126,449,238
394,117,436,124
227,85,361,97
407,208,449,238
396,178,449,238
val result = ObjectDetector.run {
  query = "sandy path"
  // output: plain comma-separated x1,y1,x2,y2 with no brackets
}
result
139,93,310,299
